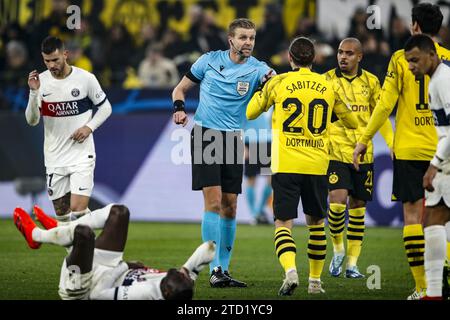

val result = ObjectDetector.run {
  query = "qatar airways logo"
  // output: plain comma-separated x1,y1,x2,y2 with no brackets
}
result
42,100,83,117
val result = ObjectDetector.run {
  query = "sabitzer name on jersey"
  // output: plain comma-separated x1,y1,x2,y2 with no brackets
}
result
41,97,93,117
286,138,325,148
286,80,327,94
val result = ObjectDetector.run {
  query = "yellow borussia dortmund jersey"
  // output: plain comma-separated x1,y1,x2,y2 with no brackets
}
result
247,68,358,175
360,43,450,160
325,67,393,164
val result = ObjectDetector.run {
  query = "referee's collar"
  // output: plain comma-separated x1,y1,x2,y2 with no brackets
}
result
335,66,362,81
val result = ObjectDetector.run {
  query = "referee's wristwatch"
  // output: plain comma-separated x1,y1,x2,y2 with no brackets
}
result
173,100,185,113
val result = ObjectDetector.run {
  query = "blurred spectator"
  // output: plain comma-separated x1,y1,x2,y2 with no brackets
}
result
131,23,159,68
104,24,135,85
389,16,410,52
3,40,31,87
439,26,450,49
161,28,191,59
123,67,144,89
1,23,29,73
270,43,292,74
294,17,322,39
30,0,73,58
360,34,390,82
67,40,93,72
348,7,384,41
313,42,335,74
254,3,285,62
188,5,227,54
138,43,180,89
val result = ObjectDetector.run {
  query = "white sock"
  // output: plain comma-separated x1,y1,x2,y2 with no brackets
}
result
71,208,91,220
32,205,113,247
424,225,447,297
70,205,112,230
182,241,215,281
32,225,74,247
55,213,72,225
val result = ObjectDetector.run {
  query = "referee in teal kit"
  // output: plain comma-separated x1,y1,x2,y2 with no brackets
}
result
172,18,273,288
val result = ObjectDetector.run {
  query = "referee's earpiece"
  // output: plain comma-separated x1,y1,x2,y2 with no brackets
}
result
229,39,244,56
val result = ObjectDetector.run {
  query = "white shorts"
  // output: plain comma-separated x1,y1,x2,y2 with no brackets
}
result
46,162,95,200
58,249,123,300
425,171,450,207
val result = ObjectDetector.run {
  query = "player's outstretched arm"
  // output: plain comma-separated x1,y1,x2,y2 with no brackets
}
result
334,100,358,129
359,55,400,145
25,70,41,126
246,76,276,120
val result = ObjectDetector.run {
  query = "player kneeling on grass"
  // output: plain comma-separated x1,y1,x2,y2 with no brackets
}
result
13,204,215,300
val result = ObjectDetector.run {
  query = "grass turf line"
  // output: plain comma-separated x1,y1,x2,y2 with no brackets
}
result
0,219,413,300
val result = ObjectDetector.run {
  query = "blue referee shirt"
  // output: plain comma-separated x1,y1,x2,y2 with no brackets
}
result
187,50,271,131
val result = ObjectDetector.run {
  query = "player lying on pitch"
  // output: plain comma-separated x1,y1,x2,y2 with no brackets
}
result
13,204,215,300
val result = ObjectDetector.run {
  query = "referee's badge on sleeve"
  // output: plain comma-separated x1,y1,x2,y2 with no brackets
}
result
236,81,250,96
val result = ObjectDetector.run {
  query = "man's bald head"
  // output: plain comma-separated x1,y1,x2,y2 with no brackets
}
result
337,38,363,75
339,38,362,54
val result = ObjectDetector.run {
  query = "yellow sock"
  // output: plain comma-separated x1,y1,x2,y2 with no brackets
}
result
308,223,327,279
403,224,426,291
347,208,366,267
328,203,346,253
447,242,450,263
274,227,296,273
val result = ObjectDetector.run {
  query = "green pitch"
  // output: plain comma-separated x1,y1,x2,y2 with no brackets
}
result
0,219,414,300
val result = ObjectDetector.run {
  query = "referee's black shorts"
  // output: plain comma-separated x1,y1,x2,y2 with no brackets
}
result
191,125,244,194
272,173,328,221
392,158,429,203
244,141,271,178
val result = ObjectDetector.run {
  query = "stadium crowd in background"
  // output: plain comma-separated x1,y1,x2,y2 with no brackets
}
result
2,0,450,97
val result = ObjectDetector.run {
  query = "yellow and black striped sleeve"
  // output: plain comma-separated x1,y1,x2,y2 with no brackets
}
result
360,52,402,145
246,76,279,120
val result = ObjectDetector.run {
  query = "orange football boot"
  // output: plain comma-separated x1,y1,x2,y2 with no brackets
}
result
13,207,41,249
33,205,57,230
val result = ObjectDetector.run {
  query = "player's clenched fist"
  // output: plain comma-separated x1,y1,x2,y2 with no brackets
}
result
28,70,40,90
173,111,188,127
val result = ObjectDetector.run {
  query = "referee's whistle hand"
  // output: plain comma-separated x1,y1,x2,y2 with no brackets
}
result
173,111,188,127
353,142,367,171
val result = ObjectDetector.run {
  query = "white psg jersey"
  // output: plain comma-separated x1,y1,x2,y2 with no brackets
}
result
429,62,450,173
115,267,166,300
37,67,107,167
